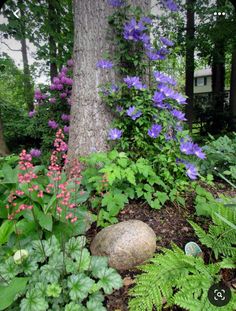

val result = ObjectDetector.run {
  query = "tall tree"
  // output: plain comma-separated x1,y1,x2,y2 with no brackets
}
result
0,114,9,156
185,0,196,132
68,0,150,160
229,0,236,130
211,0,226,131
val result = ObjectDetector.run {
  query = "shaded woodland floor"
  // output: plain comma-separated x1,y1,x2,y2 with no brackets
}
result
87,182,236,311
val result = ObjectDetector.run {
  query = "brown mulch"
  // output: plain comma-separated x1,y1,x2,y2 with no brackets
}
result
86,182,236,311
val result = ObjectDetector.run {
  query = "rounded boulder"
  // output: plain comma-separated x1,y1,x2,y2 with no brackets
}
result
90,220,156,270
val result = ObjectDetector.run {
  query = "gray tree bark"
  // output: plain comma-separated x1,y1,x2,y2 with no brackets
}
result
68,0,150,160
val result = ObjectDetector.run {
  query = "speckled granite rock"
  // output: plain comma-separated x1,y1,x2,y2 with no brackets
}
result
90,220,156,270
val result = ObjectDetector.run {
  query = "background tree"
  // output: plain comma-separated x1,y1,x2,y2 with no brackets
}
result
68,0,151,160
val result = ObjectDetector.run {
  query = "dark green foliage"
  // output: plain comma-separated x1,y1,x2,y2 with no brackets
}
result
197,134,236,181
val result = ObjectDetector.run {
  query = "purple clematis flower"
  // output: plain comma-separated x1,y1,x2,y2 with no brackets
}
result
185,163,198,180
140,16,153,24
153,91,165,103
192,144,206,159
96,59,113,69
180,141,194,155
123,76,146,90
161,0,179,12
172,92,187,104
126,106,142,120
171,109,187,121
116,106,123,113
123,18,146,41
148,124,162,138
30,148,41,158
108,0,125,7
160,37,174,47
108,128,122,140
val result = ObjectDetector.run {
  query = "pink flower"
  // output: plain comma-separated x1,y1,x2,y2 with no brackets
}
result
49,97,56,104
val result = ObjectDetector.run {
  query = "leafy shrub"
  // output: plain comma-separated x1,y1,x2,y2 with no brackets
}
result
197,134,236,181
0,235,122,310
81,150,186,226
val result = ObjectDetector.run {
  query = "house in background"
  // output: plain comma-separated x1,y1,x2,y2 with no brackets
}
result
194,68,230,108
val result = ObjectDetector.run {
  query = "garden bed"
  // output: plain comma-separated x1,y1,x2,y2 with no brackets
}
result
87,182,236,310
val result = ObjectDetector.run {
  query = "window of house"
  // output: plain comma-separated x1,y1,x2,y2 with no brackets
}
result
195,77,207,86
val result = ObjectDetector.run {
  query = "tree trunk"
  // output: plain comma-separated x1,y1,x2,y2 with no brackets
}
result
68,0,150,160
19,1,34,112
229,1,236,130
0,114,9,156
211,0,226,132
185,0,195,133
48,0,58,81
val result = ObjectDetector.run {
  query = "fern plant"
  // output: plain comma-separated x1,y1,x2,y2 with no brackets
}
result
189,204,236,259
128,244,236,311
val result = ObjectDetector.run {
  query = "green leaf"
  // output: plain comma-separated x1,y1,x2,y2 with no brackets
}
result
34,207,52,232
20,289,48,311
77,248,91,272
65,236,86,260
90,256,108,278
0,277,28,310
96,267,122,294
156,191,168,205
125,167,136,185
0,220,14,245
68,274,95,301
215,212,236,230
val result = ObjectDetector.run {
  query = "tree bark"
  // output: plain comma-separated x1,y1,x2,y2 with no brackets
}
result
48,0,58,81
19,1,34,112
0,114,9,156
211,0,226,132
68,0,150,160
185,0,195,133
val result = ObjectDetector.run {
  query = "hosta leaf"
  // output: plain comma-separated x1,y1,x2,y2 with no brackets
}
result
68,274,94,301
96,267,122,294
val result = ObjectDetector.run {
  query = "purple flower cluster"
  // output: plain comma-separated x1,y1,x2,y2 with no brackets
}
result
61,114,70,122
180,141,206,159
161,0,179,12
124,18,146,42
154,71,176,86
48,120,58,129
30,148,41,158
123,76,146,90
107,0,125,7
96,59,113,69
171,109,187,121
185,163,198,180
126,106,142,120
108,128,122,140
148,124,162,138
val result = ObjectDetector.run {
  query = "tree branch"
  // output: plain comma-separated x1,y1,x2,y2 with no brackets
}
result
1,41,21,52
